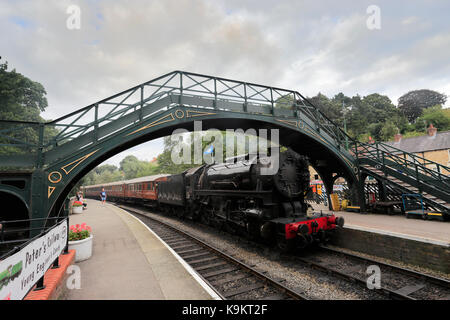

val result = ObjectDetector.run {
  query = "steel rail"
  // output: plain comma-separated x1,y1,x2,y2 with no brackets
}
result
118,204,309,301
292,253,415,300
110,202,450,300
318,244,450,290
291,245,450,300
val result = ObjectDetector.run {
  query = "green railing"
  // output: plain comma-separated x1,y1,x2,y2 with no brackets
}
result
351,140,450,194
0,71,353,167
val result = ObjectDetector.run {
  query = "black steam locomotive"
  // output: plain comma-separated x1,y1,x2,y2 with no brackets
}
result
158,149,344,251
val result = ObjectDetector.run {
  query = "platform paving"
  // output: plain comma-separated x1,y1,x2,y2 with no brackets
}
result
311,203,450,245
64,199,216,300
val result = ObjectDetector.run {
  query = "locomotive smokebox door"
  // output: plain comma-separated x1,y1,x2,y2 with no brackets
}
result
273,151,309,199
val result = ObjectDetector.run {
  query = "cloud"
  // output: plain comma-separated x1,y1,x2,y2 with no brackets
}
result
103,137,164,167
401,16,419,25
1,0,285,121
1,0,449,130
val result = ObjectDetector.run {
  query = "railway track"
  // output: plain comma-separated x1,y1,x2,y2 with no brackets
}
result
118,204,309,300
292,245,450,300
117,203,449,300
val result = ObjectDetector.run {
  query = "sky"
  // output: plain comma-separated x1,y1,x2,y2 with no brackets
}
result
1,0,449,166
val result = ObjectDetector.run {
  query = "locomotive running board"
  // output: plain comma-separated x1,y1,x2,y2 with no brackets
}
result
195,189,272,197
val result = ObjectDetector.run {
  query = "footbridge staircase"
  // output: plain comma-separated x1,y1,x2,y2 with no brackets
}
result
352,141,449,216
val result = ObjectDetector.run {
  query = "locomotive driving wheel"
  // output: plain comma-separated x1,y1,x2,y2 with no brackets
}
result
176,208,184,218
276,236,294,253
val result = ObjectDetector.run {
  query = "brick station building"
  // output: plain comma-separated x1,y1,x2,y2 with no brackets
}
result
385,124,450,174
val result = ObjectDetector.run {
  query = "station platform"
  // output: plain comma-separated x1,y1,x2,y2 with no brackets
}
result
65,199,219,300
311,203,449,246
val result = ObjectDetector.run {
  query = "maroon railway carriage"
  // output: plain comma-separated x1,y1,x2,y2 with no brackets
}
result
83,174,168,204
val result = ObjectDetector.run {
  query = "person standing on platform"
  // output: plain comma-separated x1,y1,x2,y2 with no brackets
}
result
100,188,107,204
78,191,87,209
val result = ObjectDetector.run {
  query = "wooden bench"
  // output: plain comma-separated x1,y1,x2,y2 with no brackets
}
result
370,201,403,215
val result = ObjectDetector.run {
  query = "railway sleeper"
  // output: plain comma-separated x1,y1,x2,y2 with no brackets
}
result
202,267,239,278
209,274,251,286
224,283,266,298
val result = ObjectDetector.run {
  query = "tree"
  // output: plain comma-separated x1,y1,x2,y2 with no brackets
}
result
380,121,398,141
0,59,48,121
275,94,295,109
119,155,142,179
362,94,397,123
309,92,343,124
0,58,58,155
398,89,447,123
414,105,450,132
93,164,118,175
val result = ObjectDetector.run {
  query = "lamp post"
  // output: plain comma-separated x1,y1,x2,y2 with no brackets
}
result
342,101,351,150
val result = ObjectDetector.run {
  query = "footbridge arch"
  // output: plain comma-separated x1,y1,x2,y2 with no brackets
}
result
0,71,364,233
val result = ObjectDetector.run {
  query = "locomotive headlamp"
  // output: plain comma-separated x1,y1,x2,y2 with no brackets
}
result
297,224,309,235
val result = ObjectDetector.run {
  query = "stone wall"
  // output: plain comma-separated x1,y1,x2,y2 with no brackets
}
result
330,227,450,273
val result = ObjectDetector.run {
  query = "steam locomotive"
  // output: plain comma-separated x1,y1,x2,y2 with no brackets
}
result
83,149,344,251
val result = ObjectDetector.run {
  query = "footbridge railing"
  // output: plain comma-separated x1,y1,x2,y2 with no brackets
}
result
351,140,450,212
0,71,354,169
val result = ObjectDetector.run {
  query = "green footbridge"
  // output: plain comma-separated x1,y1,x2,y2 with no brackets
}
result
0,71,448,240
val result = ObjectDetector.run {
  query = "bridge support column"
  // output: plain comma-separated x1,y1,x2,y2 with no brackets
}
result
378,179,387,202
314,166,334,211
30,169,46,237
357,172,367,213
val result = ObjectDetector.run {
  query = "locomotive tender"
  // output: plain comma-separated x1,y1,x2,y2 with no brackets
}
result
83,149,344,251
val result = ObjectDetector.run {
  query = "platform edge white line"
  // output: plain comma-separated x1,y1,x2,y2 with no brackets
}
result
345,224,450,247
116,206,222,300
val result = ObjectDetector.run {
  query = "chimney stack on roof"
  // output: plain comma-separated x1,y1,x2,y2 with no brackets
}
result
427,124,437,137
394,133,402,143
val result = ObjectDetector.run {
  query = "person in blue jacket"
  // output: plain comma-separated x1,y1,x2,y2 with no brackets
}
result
100,188,107,204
